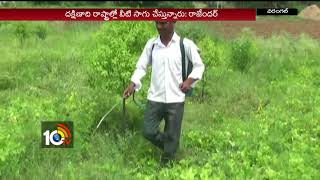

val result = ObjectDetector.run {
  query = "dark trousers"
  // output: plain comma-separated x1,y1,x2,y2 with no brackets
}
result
143,100,184,160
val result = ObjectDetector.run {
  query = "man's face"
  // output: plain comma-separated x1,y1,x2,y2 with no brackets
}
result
155,21,175,37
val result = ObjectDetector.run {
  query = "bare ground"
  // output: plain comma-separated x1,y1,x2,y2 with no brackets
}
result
206,18,320,39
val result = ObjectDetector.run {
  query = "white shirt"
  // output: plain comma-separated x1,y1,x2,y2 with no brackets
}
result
130,32,205,103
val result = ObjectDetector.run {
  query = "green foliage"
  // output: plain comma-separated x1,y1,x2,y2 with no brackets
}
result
1,20,320,179
198,35,225,70
32,1,62,6
230,30,258,73
90,21,157,95
176,22,208,44
156,1,195,8
195,36,225,100
0,75,15,90
14,23,29,46
33,23,48,40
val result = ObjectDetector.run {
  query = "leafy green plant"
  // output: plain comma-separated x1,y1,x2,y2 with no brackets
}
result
197,36,225,100
230,30,258,73
14,23,29,46
0,75,15,90
90,22,157,95
34,23,48,40
176,22,207,44
1,17,320,179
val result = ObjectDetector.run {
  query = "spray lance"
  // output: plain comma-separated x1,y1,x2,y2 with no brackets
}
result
95,91,146,132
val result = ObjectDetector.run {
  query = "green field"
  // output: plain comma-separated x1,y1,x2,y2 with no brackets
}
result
0,16,319,180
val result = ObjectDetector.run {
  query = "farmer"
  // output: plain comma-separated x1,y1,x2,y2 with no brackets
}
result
123,21,205,165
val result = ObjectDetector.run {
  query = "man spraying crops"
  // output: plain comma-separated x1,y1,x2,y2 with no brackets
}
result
123,21,205,166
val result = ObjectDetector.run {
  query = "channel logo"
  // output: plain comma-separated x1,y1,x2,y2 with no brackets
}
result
41,121,73,148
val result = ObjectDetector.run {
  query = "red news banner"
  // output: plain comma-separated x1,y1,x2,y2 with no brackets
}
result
0,8,256,21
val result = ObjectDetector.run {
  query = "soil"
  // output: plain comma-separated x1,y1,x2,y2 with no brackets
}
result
206,5,320,39
206,18,320,39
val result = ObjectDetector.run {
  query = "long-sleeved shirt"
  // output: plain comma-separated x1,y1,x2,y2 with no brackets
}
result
131,32,205,103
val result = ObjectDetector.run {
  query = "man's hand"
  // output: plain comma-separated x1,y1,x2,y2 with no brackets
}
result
179,78,195,93
123,82,135,99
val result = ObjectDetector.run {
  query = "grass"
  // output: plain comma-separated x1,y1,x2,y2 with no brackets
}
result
0,19,320,179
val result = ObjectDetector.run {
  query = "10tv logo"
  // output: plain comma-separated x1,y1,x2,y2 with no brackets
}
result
41,121,73,148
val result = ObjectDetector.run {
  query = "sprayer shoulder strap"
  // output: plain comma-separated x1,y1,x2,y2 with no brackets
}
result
180,37,194,82
149,38,156,64
180,37,187,81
